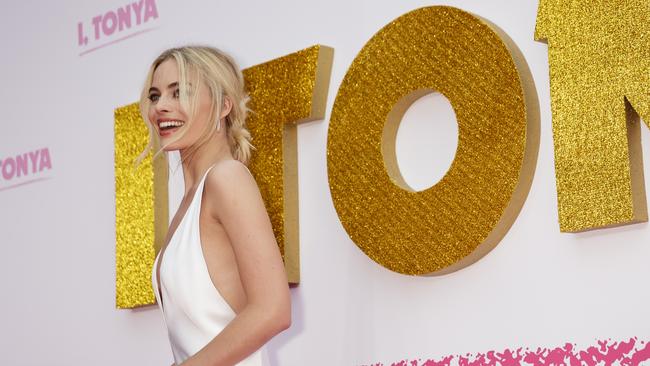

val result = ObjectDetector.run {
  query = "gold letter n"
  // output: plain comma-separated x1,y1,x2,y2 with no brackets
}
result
535,0,650,231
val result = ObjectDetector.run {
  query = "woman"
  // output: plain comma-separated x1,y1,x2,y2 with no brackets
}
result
140,46,291,365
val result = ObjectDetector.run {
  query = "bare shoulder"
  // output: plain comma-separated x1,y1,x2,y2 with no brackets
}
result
206,160,254,190
203,160,262,218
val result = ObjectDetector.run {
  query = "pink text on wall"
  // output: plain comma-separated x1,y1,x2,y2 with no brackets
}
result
77,0,159,57
0,148,53,192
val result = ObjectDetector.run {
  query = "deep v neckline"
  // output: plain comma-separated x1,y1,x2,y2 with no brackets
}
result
155,165,216,310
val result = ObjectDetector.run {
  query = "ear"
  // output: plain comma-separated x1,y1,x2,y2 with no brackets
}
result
220,96,233,119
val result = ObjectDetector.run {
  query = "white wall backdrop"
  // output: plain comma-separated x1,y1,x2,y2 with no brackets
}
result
1,0,649,365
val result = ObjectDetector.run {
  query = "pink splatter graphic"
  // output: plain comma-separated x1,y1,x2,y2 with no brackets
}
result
364,338,650,366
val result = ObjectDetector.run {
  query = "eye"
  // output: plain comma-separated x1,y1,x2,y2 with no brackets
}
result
173,88,180,98
148,94,160,102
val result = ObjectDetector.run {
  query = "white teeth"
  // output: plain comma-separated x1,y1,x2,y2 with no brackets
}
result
159,120,184,128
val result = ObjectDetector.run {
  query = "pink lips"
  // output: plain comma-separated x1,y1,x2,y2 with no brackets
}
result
159,127,180,137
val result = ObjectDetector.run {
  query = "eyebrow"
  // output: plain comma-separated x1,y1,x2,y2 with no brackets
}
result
148,82,179,94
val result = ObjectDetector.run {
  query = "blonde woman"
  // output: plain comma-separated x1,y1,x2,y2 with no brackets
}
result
141,46,291,365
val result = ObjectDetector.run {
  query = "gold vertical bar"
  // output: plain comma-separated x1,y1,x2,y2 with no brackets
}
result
243,45,334,283
115,103,168,309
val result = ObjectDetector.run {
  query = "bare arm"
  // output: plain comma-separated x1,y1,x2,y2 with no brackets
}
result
181,161,291,366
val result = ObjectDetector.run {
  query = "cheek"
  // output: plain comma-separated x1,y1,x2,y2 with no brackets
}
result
186,119,208,138
190,103,215,130
147,109,157,128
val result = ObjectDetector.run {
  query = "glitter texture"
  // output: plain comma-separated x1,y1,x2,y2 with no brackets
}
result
327,6,539,275
243,45,334,283
536,0,650,231
114,103,168,308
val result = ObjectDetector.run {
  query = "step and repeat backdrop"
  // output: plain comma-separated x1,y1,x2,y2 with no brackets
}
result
2,0,649,365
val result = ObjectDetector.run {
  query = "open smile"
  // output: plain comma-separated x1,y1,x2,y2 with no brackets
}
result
157,119,185,136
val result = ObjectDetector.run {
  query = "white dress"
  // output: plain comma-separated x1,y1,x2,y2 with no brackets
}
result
152,165,265,365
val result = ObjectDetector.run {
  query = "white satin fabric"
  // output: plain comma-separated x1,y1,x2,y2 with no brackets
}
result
152,165,265,365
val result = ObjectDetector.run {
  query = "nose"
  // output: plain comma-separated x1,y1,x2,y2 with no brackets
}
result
155,94,174,114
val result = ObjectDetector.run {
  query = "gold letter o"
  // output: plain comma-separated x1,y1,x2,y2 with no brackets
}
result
327,6,539,275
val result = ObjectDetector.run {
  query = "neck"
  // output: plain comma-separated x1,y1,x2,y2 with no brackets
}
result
179,129,234,195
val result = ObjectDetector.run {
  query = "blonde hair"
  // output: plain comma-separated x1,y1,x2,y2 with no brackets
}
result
138,45,253,165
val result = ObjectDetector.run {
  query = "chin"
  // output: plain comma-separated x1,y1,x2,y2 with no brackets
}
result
155,137,177,151
160,141,183,152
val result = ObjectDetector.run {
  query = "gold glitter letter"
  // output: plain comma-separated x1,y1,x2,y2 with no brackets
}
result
536,0,650,231
327,6,539,275
115,103,168,308
243,45,334,283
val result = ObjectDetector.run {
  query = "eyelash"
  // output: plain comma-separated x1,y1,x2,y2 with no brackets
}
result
148,89,180,103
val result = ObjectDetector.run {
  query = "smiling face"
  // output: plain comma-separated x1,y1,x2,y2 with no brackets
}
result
138,46,250,165
147,58,215,151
